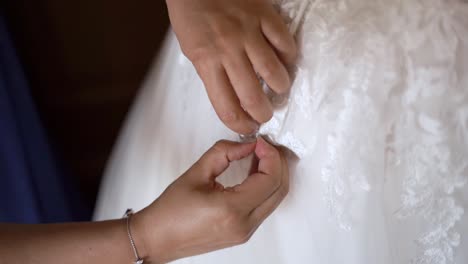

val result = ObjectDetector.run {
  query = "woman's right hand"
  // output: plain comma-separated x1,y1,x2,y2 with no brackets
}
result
166,0,297,134
135,138,289,263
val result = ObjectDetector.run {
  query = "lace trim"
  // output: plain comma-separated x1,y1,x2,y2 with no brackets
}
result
394,111,467,264
275,0,468,262
393,2,468,263
174,1,468,262
296,0,394,231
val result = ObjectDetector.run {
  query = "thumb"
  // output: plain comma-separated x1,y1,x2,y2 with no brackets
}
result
226,137,285,211
190,140,256,184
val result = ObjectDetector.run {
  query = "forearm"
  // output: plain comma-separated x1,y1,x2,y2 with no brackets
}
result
0,139,288,264
0,218,149,264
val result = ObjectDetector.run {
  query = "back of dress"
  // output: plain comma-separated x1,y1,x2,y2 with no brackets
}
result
95,0,468,263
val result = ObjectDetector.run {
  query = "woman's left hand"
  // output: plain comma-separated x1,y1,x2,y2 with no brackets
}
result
135,138,289,263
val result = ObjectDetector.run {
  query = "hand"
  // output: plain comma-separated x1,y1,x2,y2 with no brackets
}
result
166,0,297,134
135,138,289,263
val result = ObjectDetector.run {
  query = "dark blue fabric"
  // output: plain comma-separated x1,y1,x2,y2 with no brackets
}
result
0,15,89,223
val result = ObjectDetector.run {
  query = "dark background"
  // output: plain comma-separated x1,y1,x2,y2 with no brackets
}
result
3,0,170,211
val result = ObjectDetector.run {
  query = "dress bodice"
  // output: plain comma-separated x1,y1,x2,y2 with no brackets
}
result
263,1,468,263
95,1,468,263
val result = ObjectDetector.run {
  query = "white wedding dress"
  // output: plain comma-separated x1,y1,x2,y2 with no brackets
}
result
94,0,468,263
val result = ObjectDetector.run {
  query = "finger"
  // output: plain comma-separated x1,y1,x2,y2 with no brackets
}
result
249,150,289,225
261,8,297,66
194,60,259,135
191,140,256,183
223,52,273,124
248,154,259,175
226,137,283,211
255,137,283,176
245,32,291,94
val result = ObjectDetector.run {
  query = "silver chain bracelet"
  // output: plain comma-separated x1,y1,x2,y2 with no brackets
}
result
123,209,144,264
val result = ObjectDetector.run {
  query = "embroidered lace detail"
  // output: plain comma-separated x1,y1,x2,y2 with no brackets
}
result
321,90,378,230
272,0,468,262
391,1,468,263
394,111,467,264
292,0,397,231
173,0,468,262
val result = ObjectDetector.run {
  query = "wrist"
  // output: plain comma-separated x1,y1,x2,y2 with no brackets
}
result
132,211,155,263
133,208,174,264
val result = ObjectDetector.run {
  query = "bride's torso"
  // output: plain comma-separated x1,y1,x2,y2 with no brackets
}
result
270,1,468,262
95,1,468,263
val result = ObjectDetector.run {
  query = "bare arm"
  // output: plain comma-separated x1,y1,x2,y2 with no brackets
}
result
0,219,145,264
0,138,289,264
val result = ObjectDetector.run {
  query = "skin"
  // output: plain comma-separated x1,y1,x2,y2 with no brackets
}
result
0,138,289,264
166,0,297,134
0,3,294,262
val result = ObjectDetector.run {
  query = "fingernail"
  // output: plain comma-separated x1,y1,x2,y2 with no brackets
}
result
249,120,260,131
255,137,271,158
240,121,259,141
239,132,257,143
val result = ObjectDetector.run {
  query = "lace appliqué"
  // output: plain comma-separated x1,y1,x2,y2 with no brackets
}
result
277,0,468,262
392,1,468,263
298,0,395,230
394,111,467,264
393,69,468,264
321,90,378,230
177,1,468,262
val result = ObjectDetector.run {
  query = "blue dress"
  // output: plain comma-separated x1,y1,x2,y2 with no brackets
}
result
0,15,89,223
